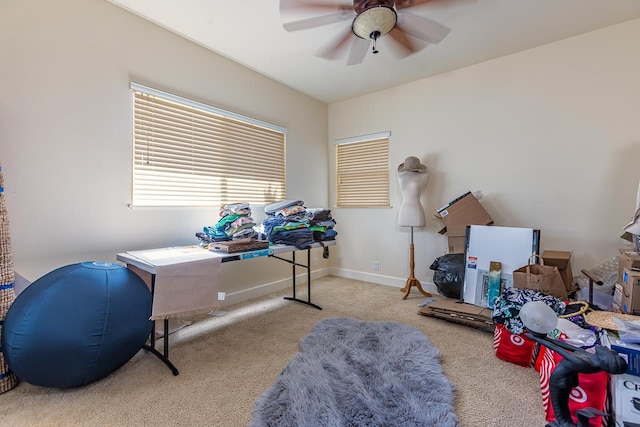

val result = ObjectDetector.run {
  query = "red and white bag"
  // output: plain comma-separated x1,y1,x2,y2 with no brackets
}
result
493,323,537,368
536,346,609,427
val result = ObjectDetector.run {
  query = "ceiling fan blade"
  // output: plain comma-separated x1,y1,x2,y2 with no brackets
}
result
283,12,353,32
395,0,439,9
316,27,354,60
387,27,425,58
396,12,450,44
346,37,370,66
280,0,352,13
395,0,477,10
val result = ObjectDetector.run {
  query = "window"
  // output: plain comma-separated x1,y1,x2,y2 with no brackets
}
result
336,132,390,208
130,83,287,207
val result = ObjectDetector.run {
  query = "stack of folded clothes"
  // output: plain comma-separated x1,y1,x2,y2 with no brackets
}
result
258,200,337,249
306,207,338,243
196,202,258,245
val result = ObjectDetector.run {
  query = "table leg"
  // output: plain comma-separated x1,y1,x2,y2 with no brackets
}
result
276,248,323,310
139,273,179,375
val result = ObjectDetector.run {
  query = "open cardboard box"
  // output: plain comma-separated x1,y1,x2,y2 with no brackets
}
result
542,250,575,294
436,192,493,254
619,249,640,285
442,225,468,254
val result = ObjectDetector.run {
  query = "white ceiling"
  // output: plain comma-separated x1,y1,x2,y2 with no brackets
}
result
107,0,640,104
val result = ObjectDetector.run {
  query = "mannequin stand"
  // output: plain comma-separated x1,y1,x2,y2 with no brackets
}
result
401,227,432,299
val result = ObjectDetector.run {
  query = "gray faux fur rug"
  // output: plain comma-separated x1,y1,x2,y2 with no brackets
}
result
250,317,459,427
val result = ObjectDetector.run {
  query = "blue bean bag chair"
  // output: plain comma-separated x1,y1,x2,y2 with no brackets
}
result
1,262,152,388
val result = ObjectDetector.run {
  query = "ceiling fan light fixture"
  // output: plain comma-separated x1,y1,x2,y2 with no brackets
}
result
352,6,397,40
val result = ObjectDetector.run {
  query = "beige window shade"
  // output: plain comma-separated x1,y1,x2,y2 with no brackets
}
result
336,133,390,208
130,83,286,207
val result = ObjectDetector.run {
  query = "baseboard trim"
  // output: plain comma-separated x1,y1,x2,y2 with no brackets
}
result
220,267,438,307
328,267,438,295
221,267,331,307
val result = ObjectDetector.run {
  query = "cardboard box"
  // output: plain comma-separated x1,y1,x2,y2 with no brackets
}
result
542,250,575,293
619,250,640,285
622,269,640,315
610,372,640,426
444,225,468,254
607,332,640,377
614,283,624,308
436,192,493,253
601,332,640,426
209,238,269,253
436,192,493,230
418,298,494,333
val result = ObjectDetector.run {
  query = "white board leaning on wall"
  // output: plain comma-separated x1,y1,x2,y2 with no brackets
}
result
463,225,540,307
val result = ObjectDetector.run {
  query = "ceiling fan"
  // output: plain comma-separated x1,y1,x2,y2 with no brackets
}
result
280,0,459,65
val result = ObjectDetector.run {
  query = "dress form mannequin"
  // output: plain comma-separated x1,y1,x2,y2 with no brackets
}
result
397,156,431,299
398,172,428,227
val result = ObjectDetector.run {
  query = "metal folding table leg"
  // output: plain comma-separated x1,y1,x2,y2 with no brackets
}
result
275,248,322,310
141,274,179,375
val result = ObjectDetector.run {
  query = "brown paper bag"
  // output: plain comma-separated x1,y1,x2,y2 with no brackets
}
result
513,255,568,300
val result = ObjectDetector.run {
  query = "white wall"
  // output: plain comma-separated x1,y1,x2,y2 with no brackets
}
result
2,0,639,304
0,0,329,303
328,19,640,292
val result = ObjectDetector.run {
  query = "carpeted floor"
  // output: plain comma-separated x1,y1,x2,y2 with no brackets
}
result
0,276,546,426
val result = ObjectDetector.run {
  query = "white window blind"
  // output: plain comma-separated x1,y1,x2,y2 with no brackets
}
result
336,132,390,208
130,83,287,207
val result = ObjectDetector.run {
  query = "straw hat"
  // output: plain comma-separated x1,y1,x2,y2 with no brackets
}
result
584,310,640,331
397,156,426,173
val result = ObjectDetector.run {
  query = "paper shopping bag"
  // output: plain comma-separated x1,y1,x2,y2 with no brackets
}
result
513,255,568,300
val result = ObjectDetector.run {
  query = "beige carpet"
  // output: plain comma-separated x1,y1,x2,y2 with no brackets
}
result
0,276,546,426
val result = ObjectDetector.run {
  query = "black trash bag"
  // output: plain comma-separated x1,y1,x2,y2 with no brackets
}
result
430,253,465,299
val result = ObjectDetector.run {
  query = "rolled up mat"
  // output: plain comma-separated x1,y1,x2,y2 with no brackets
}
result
0,166,18,393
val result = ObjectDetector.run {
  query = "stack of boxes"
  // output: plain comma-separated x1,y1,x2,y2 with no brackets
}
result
435,192,493,254
435,192,577,290
613,250,640,315
607,250,640,426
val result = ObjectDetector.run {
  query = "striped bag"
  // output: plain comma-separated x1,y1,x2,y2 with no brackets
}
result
493,323,537,367
536,345,608,427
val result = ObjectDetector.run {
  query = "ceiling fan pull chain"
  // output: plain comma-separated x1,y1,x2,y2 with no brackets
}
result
371,30,380,54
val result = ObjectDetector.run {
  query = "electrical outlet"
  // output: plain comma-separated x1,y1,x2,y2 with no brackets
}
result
337,256,343,265
373,261,379,271
313,257,318,267
218,292,226,301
